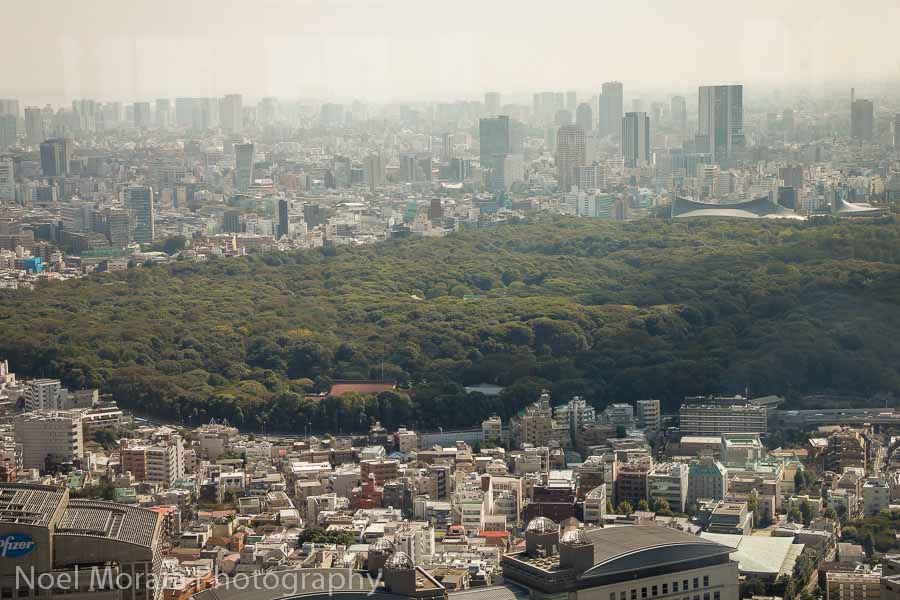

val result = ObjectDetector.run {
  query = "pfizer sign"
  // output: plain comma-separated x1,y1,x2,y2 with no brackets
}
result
0,533,36,558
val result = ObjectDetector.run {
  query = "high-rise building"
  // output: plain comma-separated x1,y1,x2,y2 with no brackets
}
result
671,95,687,133
484,92,501,115
566,91,577,112
234,142,255,193
556,125,586,192
598,81,624,138
894,113,900,147
277,198,290,239
175,97,196,127
0,115,17,151
39,138,72,177
636,399,661,431
697,85,744,164
0,99,20,118
14,410,84,471
133,102,151,128
623,112,651,167
24,379,65,411
24,107,45,146
479,115,512,168
0,160,14,202
155,98,171,128
575,102,593,133
125,186,155,243
365,154,385,191
555,109,573,126
221,94,243,133
851,98,874,141
782,108,795,141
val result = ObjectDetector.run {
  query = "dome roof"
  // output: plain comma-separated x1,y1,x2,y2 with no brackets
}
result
560,528,589,546
385,551,414,571
369,538,395,553
525,517,559,534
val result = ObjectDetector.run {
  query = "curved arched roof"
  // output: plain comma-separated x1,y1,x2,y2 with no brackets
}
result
671,196,799,219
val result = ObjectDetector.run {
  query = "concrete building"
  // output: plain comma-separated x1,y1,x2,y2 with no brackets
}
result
120,436,186,488
623,112,651,167
23,379,65,411
125,186,155,243
862,479,890,516
556,125,586,192
583,485,607,523
636,399,661,431
482,416,502,444
503,523,739,600
826,571,880,600
14,411,84,471
707,502,752,535
689,456,728,505
679,403,767,436
697,85,744,164
648,462,690,512
234,143,255,194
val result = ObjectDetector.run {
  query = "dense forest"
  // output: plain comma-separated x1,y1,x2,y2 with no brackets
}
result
2,215,900,433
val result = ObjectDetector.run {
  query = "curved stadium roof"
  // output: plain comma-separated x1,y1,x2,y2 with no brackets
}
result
671,196,803,219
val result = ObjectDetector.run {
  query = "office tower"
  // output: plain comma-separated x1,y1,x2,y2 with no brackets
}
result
631,98,644,113
566,91,577,112
320,103,344,128
484,92,501,115
277,198,290,238
597,81,624,138
779,165,803,190
39,138,73,177
782,108,795,141
697,85,744,164
0,99,20,118
441,133,454,161
175,97,195,127
479,115,512,168
24,107,45,145
222,210,242,233
556,125,586,192
894,113,900,147
575,102,593,133
258,96,278,125
234,142,255,193
155,98,171,128
0,160,13,202
14,410,84,471
491,154,524,191
671,96,687,132
105,208,131,246
100,102,122,129
555,109,572,126
365,154,385,191
851,98,874,141
125,186,155,243
0,115,16,150
539,91,558,123
132,101,151,128
221,94,243,133
623,112,651,168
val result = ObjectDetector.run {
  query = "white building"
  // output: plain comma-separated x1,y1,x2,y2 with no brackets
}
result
648,462,690,512
636,399,661,431
14,410,84,470
583,484,607,523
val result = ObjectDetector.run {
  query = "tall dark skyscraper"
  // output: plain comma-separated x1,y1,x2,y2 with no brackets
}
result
598,81,624,139
277,198,289,239
623,112,651,167
125,186,155,243
39,138,72,177
575,103,593,133
851,98,874,141
697,85,744,164
556,125,586,192
479,116,511,167
234,142,255,193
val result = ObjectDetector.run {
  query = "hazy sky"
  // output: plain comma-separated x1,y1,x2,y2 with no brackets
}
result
3,0,900,106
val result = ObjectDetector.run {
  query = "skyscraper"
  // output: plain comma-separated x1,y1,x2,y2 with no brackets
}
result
0,115,17,151
221,94,243,133
851,98,874,141
556,125,586,192
277,198,290,239
132,102,151,128
484,92,501,116
234,142,255,193
39,138,72,177
365,154,385,191
0,160,14,202
575,103,593,133
125,186,155,243
697,85,744,164
623,112,651,167
155,99,171,129
479,116,512,168
598,81,624,139
894,113,900,147
24,107,45,146
566,91,577,112
671,96,687,133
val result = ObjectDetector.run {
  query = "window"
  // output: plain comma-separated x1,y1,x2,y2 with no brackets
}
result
611,593,616,600
652,586,658,596
674,582,679,593
683,581,689,591
703,594,710,600
621,592,626,600
703,577,709,587
714,592,720,600
642,588,648,599
693,579,699,589
632,590,637,600
663,584,669,594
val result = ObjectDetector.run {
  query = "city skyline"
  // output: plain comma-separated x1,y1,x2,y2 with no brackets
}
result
3,0,900,105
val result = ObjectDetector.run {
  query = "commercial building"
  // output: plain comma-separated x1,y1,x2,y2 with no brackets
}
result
120,437,185,488
598,81,624,138
688,456,728,505
826,571,880,600
14,411,84,471
503,521,739,600
850,97,874,141
234,143,255,194
125,186,155,243
636,400,661,431
556,126,586,192
623,112,651,167
679,403,766,436
39,138,72,177
697,85,744,164
0,483,163,600
648,462,689,512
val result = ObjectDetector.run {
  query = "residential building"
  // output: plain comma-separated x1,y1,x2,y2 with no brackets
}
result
636,399,661,431
125,185,155,243
689,456,728,505
649,462,690,512
679,402,767,435
14,410,84,471
556,125,586,192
